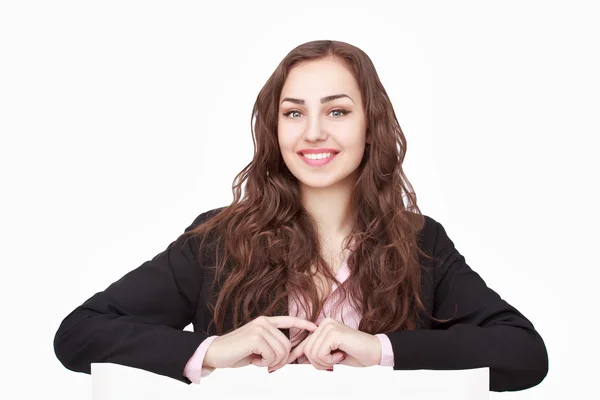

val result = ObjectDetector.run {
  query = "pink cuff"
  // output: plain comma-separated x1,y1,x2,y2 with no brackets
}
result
183,335,219,384
375,333,394,366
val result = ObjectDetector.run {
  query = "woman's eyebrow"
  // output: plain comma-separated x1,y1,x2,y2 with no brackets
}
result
280,94,354,105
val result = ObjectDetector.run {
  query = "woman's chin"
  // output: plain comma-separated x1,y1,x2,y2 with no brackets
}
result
296,173,351,190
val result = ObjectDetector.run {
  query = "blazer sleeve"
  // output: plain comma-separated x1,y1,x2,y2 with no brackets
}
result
383,218,549,392
53,209,218,384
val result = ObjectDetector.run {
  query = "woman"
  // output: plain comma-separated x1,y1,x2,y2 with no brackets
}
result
53,40,548,392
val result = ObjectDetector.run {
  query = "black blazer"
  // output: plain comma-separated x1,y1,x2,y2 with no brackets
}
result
53,207,548,392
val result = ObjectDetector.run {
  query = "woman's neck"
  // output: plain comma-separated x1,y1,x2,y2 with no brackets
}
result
300,181,354,240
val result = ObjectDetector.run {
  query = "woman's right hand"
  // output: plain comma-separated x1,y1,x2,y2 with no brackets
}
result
202,316,317,373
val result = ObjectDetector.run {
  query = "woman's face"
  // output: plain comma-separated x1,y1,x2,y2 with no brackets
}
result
277,57,367,190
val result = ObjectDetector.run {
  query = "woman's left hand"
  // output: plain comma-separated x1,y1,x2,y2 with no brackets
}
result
286,317,382,370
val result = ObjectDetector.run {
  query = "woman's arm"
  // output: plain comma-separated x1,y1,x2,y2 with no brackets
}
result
53,210,218,384
183,335,219,383
382,218,549,392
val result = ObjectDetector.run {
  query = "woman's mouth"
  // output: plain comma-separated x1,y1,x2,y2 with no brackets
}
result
298,152,338,166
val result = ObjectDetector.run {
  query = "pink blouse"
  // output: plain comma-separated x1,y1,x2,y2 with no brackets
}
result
184,248,395,384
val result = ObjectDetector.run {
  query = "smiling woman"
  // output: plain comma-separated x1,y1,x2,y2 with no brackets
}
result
53,40,548,393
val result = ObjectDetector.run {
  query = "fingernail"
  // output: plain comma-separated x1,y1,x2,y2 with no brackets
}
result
268,369,276,373
326,368,333,371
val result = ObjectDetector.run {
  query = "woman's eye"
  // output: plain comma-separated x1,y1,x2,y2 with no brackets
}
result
330,109,349,118
282,109,350,119
284,110,302,119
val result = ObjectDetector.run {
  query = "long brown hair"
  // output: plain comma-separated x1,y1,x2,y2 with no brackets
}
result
186,40,438,342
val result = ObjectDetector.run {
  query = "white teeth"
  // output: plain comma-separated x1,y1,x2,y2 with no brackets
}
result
302,152,333,160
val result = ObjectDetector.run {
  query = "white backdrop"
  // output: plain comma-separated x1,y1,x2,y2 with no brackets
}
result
1,0,598,399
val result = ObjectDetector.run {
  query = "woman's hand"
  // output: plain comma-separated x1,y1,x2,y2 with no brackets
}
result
286,317,382,370
203,316,317,373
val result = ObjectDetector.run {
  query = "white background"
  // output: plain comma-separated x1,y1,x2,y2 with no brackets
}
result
1,0,598,399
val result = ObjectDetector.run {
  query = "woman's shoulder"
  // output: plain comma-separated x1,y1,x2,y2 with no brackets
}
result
404,211,451,259
184,205,229,233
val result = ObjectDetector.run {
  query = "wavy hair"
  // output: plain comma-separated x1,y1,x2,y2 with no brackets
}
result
186,40,440,344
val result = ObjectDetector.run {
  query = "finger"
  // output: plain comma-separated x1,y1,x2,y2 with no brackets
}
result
235,353,261,368
248,330,280,368
315,329,343,366
263,323,294,371
265,316,318,332
332,351,346,364
256,327,288,369
337,354,363,367
303,328,330,370
287,336,309,364
312,328,340,367
321,350,346,365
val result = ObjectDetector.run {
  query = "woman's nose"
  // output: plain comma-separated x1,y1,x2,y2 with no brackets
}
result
303,120,327,142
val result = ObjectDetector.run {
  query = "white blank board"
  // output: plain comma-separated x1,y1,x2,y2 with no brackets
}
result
91,363,490,400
